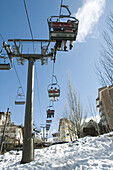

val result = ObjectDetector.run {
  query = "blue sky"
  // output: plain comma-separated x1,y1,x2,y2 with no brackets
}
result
0,0,113,135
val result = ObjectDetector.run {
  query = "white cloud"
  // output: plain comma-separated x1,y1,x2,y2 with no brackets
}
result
75,0,106,42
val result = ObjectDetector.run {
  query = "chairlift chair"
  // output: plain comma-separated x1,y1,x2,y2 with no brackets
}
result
0,56,12,70
47,16,79,41
15,87,25,105
46,105,55,118
0,63,11,70
0,41,13,70
46,124,51,131
48,75,60,101
47,4,79,42
46,124,51,127
46,127,49,131
15,100,25,105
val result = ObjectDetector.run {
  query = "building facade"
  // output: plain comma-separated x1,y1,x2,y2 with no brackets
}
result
58,118,76,142
0,124,23,146
96,85,113,131
0,112,11,125
0,112,23,148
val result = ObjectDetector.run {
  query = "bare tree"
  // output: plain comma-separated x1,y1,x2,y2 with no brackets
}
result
64,78,87,139
95,13,113,86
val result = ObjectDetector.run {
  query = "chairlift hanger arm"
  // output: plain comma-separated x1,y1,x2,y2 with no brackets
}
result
0,42,13,68
61,5,71,16
3,42,13,55
52,75,58,84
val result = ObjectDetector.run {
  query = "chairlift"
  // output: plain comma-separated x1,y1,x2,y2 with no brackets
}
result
0,63,11,70
47,3,79,42
46,127,50,131
48,75,60,101
46,119,52,123
48,15,79,40
46,124,51,127
0,56,12,70
46,124,51,131
47,4,79,52
46,105,55,118
15,86,25,105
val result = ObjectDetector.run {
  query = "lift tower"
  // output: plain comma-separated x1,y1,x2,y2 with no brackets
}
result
3,39,55,163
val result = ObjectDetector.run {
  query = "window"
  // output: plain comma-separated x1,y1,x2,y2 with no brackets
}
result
62,129,66,132
62,125,65,129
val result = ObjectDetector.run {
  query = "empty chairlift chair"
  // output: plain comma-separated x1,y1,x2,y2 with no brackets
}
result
0,63,11,70
0,41,13,70
0,57,12,70
15,86,25,105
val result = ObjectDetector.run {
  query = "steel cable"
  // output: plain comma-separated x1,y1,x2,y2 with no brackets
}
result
23,0,42,123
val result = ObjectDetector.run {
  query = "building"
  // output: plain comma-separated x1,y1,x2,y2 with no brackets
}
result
96,85,113,131
0,124,23,145
0,111,23,150
0,111,43,151
33,129,42,144
52,132,60,143
58,118,76,142
0,112,11,125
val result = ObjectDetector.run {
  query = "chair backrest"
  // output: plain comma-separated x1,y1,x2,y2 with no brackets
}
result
0,63,11,70
51,22,76,31
48,21,78,40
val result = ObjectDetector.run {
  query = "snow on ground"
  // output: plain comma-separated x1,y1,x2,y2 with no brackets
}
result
0,133,113,170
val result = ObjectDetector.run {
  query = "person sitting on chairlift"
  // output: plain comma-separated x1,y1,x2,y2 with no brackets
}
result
55,87,59,101
63,20,73,51
54,19,62,50
49,87,53,101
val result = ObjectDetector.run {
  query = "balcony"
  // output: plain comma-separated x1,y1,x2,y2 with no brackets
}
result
96,99,102,107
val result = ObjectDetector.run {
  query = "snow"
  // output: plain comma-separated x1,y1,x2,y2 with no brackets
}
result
86,115,100,123
0,133,113,169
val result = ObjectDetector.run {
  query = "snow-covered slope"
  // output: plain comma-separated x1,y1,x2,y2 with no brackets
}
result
0,133,113,169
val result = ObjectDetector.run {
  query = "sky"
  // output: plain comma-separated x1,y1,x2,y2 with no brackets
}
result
0,0,113,136
0,132,113,169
